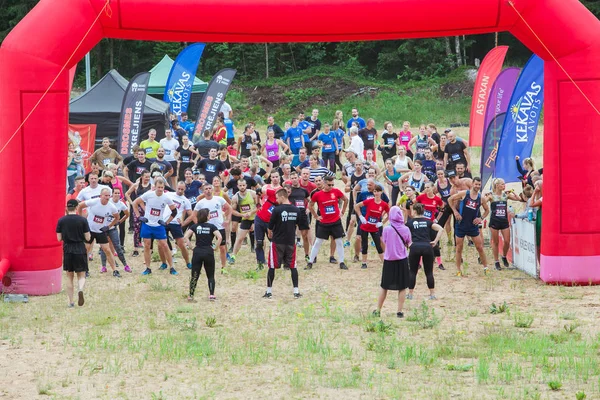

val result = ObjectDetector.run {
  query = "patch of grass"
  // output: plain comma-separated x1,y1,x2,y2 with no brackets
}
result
243,270,259,280
547,380,562,391
37,382,52,396
406,301,441,329
445,363,473,372
365,320,393,334
576,390,587,400
205,316,217,328
489,301,509,314
166,312,197,331
513,312,534,328
149,280,175,292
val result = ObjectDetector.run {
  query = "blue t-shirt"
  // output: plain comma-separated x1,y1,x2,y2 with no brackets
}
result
224,118,235,139
346,117,366,130
357,191,390,216
298,120,313,143
318,132,337,153
285,127,304,154
334,128,345,147
180,120,195,140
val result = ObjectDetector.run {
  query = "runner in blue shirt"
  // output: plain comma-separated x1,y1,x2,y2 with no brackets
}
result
346,108,366,130
285,118,305,155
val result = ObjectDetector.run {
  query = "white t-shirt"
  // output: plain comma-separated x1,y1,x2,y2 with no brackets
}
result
194,196,227,230
159,138,179,162
106,198,128,226
220,101,232,118
165,192,192,225
77,184,111,201
140,191,175,227
85,198,119,233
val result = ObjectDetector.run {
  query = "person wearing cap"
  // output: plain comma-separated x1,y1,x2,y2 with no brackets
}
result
56,199,91,308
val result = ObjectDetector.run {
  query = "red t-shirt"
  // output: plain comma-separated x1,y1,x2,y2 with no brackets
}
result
256,184,280,222
362,198,390,232
299,179,317,194
311,188,344,225
416,193,444,221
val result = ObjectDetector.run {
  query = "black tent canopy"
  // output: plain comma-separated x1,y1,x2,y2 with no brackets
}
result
69,69,170,149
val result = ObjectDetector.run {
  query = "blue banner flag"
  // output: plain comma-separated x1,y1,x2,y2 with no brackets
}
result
494,55,544,182
163,43,205,120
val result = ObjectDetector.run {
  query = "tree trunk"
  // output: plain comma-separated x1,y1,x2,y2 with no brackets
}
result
289,44,297,73
265,43,269,79
455,36,462,67
462,35,467,65
495,32,499,47
109,39,114,70
444,37,452,57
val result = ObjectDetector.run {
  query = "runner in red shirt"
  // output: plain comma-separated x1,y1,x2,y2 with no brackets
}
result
416,182,446,270
306,176,348,270
299,167,317,195
253,171,282,270
354,186,389,268
286,171,312,258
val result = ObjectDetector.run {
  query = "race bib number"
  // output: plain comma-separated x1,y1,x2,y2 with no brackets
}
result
495,206,506,218
367,216,378,224
451,153,461,162
465,199,478,210
246,143,253,149
145,148,152,154
401,135,409,142
240,205,251,212
209,210,219,220
165,149,171,155
136,166,145,175
367,134,374,141
150,208,161,216
295,200,305,208
324,144,332,150
206,164,216,172
190,197,197,205
386,138,395,145
268,205,275,214
324,205,336,215
103,158,111,166
268,150,276,157
182,156,190,162
93,215,104,224
173,200,182,209
293,137,301,143
424,210,433,219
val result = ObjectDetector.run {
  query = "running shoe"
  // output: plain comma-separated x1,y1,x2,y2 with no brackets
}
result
483,267,489,275
88,254,93,261
478,256,482,265
68,303,75,308
304,263,313,270
113,252,118,257
78,291,85,307
170,267,178,276
142,268,152,275
159,263,168,270
370,240,376,247
187,296,197,303
229,255,236,265
209,295,217,301
495,261,502,271
113,270,121,278
226,252,232,262
397,312,404,319
428,295,437,300
406,293,414,300
124,265,132,273
256,263,264,271
329,256,337,264
132,250,140,257
343,240,351,248
456,270,462,277
221,268,229,275
438,264,446,271
85,271,90,278
100,266,108,273
353,255,360,263
361,263,368,269
502,256,509,268
305,255,310,262
262,292,272,299
187,263,192,270
294,293,303,299
339,262,348,270
372,310,381,317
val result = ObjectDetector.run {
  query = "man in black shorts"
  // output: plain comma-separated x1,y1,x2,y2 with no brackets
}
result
287,171,311,259
265,189,305,299
56,199,91,307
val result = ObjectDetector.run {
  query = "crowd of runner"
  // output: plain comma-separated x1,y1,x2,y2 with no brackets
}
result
59,104,543,315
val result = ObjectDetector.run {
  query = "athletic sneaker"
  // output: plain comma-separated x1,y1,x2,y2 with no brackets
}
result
456,271,462,277
132,250,140,257
339,262,348,270
124,265,132,273
262,292,272,299
372,310,381,317
78,291,85,307
502,256,509,268
85,271,90,278
297,240,303,248
68,303,75,308
113,270,121,278
353,255,360,263
100,266,108,273
428,295,437,300
187,263,192,270
495,261,502,271
209,295,216,301
226,253,232,262
397,312,404,318
229,255,236,265
221,268,229,275
406,293,414,300
187,296,197,303
171,248,177,256
483,267,489,275
88,254,93,261
329,256,337,264
370,240,376,247
361,263,368,269
304,263,313,270
294,293,303,299
343,240,351,248
159,263,168,270
142,268,152,275
305,255,310,262
256,263,264,271
170,267,178,275
438,264,446,271
478,256,482,265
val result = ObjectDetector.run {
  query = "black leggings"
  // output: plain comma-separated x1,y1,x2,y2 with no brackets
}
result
409,243,435,289
267,267,299,288
334,153,344,172
190,250,215,297
360,230,383,255
391,186,400,207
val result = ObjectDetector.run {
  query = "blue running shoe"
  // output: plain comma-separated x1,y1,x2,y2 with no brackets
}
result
170,267,179,275
159,263,168,270
142,268,152,275
187,263,192,270
343,240,351,248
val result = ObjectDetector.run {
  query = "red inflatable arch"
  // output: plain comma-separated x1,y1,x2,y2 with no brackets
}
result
1,0,599,293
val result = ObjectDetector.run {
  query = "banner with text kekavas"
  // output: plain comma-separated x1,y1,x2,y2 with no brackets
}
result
163,43,205,120
495,55,544,182
192,68,236,141
117,72,151,155
468,46,508,147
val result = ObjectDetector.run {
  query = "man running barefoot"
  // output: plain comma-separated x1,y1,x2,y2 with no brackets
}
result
77,188,121,277
306,176,348,270
166,182,195,270
448,177,490,275
264,189,305,299
133,177,178,275
57,199,91,307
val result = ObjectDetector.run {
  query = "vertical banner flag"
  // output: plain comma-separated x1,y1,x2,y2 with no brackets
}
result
163,43,205,120
480,67,520,186
192,68,237,141
117,72,151,155
68,124,97,172
495,55,544,182
468,46,509,146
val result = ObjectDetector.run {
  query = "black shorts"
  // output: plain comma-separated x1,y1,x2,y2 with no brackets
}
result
240,220,254,230
298,210,310,231
63,253,89,273
315,220,345,240
231,215,242,223
489,220,510,230
268,243,297,269
166,223,184,239
218,228,227,246
88,231,108,244
169,161,178,173
227,138,236,147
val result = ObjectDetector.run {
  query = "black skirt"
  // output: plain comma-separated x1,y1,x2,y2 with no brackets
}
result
380,258,410,291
